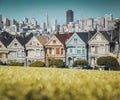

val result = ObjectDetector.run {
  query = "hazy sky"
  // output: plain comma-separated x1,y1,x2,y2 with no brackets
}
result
0,0,120,25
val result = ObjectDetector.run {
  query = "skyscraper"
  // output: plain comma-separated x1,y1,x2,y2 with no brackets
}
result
23,17,28,24
66,10,74,24
46,12,49,28
105,14,113,31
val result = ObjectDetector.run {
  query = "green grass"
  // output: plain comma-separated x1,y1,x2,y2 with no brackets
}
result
0,66,120,100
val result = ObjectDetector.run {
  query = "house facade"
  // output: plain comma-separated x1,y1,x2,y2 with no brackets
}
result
66,32,89,67
7,35,32,64
0,37,13,64
25,36,50,65
45,33,73,67
7,37,25,64
88,31,111,68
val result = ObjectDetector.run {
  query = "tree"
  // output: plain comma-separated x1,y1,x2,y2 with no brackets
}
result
49,59,65,68
97,56,119,70
29,61,45,67
72,59,88,67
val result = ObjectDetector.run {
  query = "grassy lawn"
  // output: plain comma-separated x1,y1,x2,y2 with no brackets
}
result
0,66,120,100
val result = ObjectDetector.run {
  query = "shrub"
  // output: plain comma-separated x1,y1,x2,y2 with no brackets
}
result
0,60,3,65
8,62,23,66
29,61,45,67
97,56,119,70
72,59,88,67
49,59,65,68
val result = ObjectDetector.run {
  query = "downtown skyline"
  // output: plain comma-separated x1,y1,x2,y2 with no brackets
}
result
0,0,120,25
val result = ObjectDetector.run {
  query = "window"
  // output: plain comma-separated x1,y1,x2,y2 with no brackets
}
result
74,38,77,43
98,47,105,53
53,40,56,43
14,43,17,47
77,49,81,54
91,46,95,52
0,45,2,48
52,48,55,55
70,49,72,53
36,49,40,56
96,35,101,41
56,48,60,54
61,48,63,54
82,49,85,54
10,51,16,58
17,51,22,57
0,54,2,58
32,41,36,46
49,48,52,54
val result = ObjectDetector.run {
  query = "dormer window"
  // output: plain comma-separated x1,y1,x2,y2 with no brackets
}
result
53,40,56,43
74,38,77,43
96,35,101,41
14,43,17,47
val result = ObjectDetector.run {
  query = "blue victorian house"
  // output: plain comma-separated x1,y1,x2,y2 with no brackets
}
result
66,32,90,67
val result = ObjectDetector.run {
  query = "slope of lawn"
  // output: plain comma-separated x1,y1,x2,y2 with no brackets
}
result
0,66,120,100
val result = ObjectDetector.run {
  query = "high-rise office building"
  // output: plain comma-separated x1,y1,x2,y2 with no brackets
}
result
46,13,49,28
105,14,113,31
24,17,28,24
3,17,10,26
86,18,94,31
10,19,16,26
32,17,37,27
97,17,105,31
66,10,74,24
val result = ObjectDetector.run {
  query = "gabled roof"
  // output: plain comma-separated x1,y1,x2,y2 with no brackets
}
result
55,33,73,44
99,31,111,41
16,35,33,46
76,32,88,44
88,31,111,42
0,37,13,47
36,35,53,45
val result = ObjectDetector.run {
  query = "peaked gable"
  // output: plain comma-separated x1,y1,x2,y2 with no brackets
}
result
26,36,43,47
66,33,85,45
55,33,73,45
45,35,63,46
0,37,13,47
88,31,111,43
7,38,24,49
0,41,7,50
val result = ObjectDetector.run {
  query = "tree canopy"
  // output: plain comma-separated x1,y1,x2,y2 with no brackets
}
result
49,59,65,68
97,56,119,70
72,59,88,67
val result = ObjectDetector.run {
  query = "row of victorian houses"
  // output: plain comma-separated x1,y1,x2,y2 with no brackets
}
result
0,31,117,68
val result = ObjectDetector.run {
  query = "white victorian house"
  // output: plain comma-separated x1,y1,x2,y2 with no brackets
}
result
88,31,111,68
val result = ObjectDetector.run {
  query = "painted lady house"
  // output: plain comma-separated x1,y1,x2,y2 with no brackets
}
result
7,35,32,65
45,33,73,67
25,35,51,65
88,31,111,68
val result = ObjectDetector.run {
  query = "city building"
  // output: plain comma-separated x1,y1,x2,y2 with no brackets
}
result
23,17,28,24
66,10,74,24
25,36,50,65
86,18,94,31
66,32,88,67
97,17,105,31
88,31,111,68
105,14,113,31
45,33,73,67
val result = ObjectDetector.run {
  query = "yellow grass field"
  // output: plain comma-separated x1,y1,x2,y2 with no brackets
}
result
0,66,120,100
